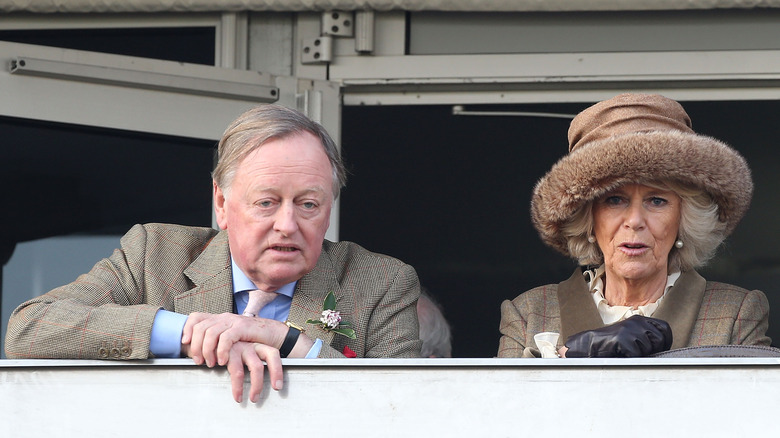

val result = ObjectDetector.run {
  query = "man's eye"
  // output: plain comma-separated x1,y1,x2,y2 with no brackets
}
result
302,201,317,209
258,200,273,207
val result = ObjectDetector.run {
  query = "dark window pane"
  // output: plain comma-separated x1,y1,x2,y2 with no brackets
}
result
0,116,215,245
0,27,215,65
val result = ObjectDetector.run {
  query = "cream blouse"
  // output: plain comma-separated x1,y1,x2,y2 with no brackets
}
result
586,265,680,325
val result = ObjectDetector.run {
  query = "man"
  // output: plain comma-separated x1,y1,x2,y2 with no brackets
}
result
417,289,452,358
5,104,422,403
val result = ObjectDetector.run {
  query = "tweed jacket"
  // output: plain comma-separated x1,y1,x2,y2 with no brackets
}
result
5,223,422,360
498,268,771,358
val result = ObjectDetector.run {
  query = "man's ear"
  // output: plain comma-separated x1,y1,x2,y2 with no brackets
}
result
213,181,228,230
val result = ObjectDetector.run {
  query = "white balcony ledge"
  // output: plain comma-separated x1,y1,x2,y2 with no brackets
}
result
2,358,779,437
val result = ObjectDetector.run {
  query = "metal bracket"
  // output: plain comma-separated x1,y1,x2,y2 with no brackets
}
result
300,11,354,64
301,36,333,64
322,11,354,37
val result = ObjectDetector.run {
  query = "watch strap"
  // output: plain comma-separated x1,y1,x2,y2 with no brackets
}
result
279,322,301,358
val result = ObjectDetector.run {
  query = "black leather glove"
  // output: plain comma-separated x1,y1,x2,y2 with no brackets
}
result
564,315,673,358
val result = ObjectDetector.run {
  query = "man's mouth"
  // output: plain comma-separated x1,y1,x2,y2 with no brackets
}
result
271,246,298,252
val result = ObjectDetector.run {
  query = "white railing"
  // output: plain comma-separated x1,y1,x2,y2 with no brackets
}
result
2,358,779,437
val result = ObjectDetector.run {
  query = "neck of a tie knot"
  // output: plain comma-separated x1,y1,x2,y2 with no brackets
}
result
242,289,279,317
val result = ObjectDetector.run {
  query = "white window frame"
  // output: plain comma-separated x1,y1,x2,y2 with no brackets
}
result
323,11,780,106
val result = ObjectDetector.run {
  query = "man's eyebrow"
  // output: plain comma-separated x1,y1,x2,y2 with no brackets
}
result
248,186,327,196
248,185,277,194
300,187,326,194
296,187,330,199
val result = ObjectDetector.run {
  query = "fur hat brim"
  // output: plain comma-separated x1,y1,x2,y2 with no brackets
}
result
531,130,753,256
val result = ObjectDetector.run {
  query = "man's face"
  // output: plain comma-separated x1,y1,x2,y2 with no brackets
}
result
214,132,333,291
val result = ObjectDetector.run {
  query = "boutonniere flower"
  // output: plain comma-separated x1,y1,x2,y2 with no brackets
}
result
306,291,356,339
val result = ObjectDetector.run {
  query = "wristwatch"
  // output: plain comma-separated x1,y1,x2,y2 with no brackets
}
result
279,321,305,358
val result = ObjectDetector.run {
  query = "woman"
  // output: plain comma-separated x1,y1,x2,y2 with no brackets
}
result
498,93,771,358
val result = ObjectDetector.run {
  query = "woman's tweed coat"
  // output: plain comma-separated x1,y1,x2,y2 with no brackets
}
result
498,268,770,358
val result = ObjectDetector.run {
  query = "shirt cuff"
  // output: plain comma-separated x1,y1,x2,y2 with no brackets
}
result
305,338,323,358
150,309,188,358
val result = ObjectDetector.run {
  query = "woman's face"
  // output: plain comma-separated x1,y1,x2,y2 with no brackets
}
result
592,183,682,281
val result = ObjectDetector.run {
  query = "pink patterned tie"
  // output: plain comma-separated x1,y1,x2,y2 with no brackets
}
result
242,290,279,317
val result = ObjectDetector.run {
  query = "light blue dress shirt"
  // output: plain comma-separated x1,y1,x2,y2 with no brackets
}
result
149,258,322,358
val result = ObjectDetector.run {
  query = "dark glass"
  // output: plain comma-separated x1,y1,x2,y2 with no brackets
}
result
0,27,215,65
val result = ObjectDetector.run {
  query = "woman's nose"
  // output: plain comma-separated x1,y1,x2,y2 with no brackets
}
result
623,202,646,230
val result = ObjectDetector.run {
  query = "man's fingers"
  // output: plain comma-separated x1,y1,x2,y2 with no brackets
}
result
201,320,232,367
242,344,267,403
187,318,217,365
185,313,236,366
223,342,285,404
255,344,284,392
181,312,209,344
226,345,247,403
217,329,242,366
215,316,255,366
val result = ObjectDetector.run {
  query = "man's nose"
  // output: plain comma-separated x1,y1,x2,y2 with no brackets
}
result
274,202,299,236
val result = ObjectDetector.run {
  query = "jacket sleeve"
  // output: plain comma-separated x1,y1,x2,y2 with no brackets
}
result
364,263,422,358
732,288,771,346
498,298,533,358
4,224,159,360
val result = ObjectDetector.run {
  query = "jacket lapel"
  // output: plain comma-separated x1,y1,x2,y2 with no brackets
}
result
653,270,706,349
558,267,605,344
286,246,341,346
175,230,234,315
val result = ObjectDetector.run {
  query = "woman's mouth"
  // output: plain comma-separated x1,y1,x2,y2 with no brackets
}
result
620,242,648,255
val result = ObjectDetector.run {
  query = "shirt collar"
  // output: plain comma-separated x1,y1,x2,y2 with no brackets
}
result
230,257,296,298
585,265,681,325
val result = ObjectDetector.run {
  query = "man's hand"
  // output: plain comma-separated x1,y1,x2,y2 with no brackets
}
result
562,315,673,358
182,340,284,403
226,341,283,403
180,312,315,403
182,312,287,367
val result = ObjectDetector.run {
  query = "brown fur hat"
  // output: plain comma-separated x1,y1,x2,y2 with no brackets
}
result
531,93,753,256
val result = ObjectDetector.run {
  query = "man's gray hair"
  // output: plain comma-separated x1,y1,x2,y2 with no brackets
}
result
417,289,453,358
212,104,347,199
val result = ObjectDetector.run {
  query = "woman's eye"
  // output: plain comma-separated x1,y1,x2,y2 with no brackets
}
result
649,197,667,206
604,196,623,205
